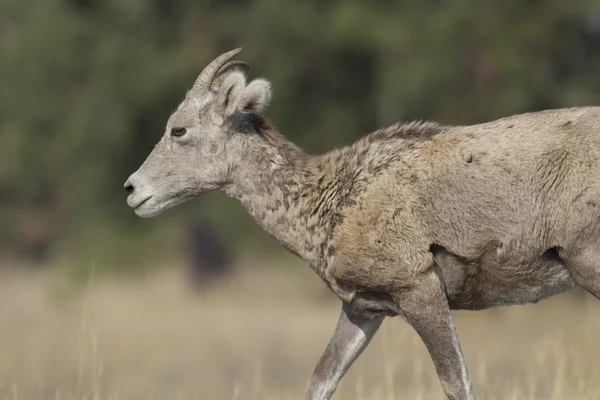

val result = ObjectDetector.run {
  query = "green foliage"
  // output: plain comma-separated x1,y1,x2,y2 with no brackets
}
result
2,0,600,268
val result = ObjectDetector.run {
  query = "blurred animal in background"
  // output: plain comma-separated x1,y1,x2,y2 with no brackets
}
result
16,214,52,263
10,187,63,265
185,219,231,287
125,48,600,400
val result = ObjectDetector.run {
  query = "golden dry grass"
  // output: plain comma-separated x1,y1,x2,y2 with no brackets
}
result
0,263,600,400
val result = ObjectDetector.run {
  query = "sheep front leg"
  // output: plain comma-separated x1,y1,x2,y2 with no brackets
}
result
396,271,475,400
305,302,383,400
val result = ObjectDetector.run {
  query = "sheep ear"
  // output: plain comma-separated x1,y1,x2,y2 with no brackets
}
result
238,79,272,113
217,71,246,117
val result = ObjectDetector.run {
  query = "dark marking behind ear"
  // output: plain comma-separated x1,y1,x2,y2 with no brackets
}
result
232,112,267,134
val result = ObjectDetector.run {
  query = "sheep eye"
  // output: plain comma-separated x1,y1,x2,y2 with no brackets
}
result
171,127,187,137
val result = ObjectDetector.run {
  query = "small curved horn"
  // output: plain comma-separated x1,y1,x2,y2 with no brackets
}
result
189,48,243,96
217,60,250,76
211,61,250,89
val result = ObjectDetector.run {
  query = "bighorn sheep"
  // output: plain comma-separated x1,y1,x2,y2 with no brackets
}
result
125,48,600,400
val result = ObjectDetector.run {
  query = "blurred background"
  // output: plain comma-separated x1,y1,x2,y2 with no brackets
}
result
2,0,600,399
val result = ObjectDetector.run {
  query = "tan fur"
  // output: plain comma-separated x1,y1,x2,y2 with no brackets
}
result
228,109,599,307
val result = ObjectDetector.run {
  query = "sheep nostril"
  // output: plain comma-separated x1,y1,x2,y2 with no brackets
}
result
125,183,134,195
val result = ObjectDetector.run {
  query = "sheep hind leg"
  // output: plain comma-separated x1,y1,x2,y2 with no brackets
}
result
394,270,475,400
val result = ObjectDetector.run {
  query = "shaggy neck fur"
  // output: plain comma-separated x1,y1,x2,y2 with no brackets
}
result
224,117,329,265
223,115,445,269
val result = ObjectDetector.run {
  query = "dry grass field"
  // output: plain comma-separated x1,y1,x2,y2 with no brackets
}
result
1,262,600,400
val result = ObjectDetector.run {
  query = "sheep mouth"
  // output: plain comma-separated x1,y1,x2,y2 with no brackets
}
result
134,196,152,210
